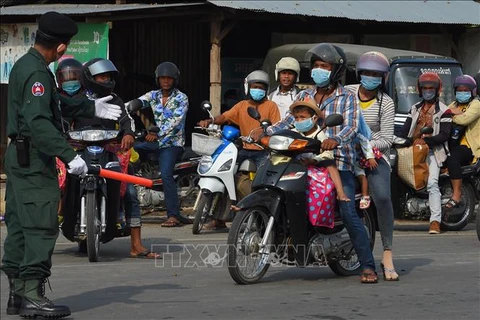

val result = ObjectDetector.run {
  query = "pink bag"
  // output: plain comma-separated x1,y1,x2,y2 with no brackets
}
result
306,166,336,228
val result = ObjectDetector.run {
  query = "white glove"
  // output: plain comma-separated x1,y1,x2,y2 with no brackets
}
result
67,155,88,177
94,95,122,120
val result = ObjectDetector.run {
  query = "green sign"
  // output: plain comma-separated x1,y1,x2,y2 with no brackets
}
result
0,22,109,83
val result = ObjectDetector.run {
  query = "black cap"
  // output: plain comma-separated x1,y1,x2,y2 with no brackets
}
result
38,11,78,44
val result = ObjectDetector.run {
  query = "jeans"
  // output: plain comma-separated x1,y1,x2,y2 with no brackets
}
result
366,158,394,250
158,146,183,218
338,170,376,271
426,151,441,223
124,183,141,228
134,141,159,162
237,149,268,169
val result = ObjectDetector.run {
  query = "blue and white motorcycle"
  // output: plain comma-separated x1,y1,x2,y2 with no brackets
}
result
191,101,259,234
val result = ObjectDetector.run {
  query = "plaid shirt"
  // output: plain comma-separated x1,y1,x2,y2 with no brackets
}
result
267,84,359,172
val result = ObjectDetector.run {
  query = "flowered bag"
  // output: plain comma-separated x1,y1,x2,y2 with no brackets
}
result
306,166,336,228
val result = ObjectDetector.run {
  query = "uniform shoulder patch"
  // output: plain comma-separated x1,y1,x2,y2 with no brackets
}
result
31,82,45,97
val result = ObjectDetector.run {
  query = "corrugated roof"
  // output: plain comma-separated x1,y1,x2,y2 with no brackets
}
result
208,0,480,24
0,2,204,15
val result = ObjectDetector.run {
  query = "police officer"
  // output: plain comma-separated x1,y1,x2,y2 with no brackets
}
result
2,11,121,318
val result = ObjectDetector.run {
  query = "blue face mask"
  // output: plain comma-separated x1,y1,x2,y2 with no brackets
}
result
62,80,81,96
422,89,437,102
250,88,266,101
360,75,382,91
294,117,315,133
456,91,472,104
311,68,331,88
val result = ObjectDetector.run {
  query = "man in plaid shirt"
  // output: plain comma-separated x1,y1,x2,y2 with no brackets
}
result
267,43,378,283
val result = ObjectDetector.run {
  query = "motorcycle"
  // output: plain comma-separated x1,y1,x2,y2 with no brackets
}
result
391,129,478,231
227,109,377,284
61,127,128,262
126,100,201,213
190,101,259,234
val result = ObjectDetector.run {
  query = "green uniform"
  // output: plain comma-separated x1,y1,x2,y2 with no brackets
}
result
2,48,95,280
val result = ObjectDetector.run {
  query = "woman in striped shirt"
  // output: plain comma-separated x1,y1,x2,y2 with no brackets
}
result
346,51,399,281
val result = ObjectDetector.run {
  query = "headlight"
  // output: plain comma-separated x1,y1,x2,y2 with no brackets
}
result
198,156,213,174
105,130,119,140
268,136,295,150
69,130,119,142
87,146,104,155
68,131,82,140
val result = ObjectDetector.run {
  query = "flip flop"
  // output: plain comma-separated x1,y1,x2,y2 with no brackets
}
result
360,269,378,284
444,198,462,209
161,218,183,228
129,250,161,259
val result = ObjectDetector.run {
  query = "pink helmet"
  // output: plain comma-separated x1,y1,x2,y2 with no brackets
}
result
453,75,477,97
356,51,390,77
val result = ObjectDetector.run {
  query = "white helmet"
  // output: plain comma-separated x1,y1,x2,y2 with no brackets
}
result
275,57,300,82
243,70,270,95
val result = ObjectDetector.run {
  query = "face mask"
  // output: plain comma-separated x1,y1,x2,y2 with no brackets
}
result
62,80,81,96
456,91,472,104
422,89,437,102
294,117,315,133
250,88,266,101
360,75,382,91
311,68,331,88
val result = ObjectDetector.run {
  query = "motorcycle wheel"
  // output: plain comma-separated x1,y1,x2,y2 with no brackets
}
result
328,208,376,276
192,192,226,235
85,191,101,262
227,207,272,284
441,182,475,231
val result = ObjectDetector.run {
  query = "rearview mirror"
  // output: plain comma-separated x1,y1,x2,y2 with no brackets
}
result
420,127,433,135
201,100,212,111
126,99,143,113
324,114,344,127
247,106,260,121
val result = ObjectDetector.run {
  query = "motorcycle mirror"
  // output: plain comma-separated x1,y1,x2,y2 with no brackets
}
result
148,126,160,133
126,99,143,113
420,127,433,135
247,106,261,121
260,119,272,127
324,114,344,127
201,100,212,111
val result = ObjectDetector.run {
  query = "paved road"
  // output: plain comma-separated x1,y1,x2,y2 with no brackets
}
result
1,222,479,320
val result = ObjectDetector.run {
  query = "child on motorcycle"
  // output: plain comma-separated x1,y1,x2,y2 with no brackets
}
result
289,99,350,202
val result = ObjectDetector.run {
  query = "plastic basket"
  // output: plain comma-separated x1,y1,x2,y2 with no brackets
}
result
191,133,223,156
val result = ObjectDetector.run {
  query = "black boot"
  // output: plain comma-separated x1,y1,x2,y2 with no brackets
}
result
19,279,71,319
6,277,24,315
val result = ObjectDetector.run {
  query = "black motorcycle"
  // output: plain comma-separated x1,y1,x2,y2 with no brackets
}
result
391,129,478,231
227,109,377,284
61,127,128,262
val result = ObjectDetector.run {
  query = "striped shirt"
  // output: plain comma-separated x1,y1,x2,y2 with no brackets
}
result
267,84,359,172
345,84,395,166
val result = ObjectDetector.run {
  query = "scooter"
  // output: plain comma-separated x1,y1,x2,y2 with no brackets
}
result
227,109,377,284
61,127,128,262
190,101,259,234
391,129,478,231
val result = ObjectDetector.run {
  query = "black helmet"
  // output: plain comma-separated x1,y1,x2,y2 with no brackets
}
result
55,58,83,87
155,62,180,87
305,43,347,85
82,58,118,97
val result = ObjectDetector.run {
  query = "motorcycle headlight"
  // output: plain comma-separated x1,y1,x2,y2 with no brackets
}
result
218,159,233,172
268,136,295,150
105,130,120,140
199,156,213,174
81,130,106,142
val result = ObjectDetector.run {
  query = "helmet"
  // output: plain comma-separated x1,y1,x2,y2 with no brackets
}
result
305,43,347,85
55,58,83,87
243,70,270,96
275,57,300,81
356,51,390,78
82,58,118,97
417,72,442,98
155,62,180,87
453,75,477,97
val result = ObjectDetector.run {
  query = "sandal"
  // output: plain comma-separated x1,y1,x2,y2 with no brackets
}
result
360,269,378,284
130,250,162,259
380,263,399,281
359,196,371,209
445,198,461,209
204,219,228,231
161,217,183,228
